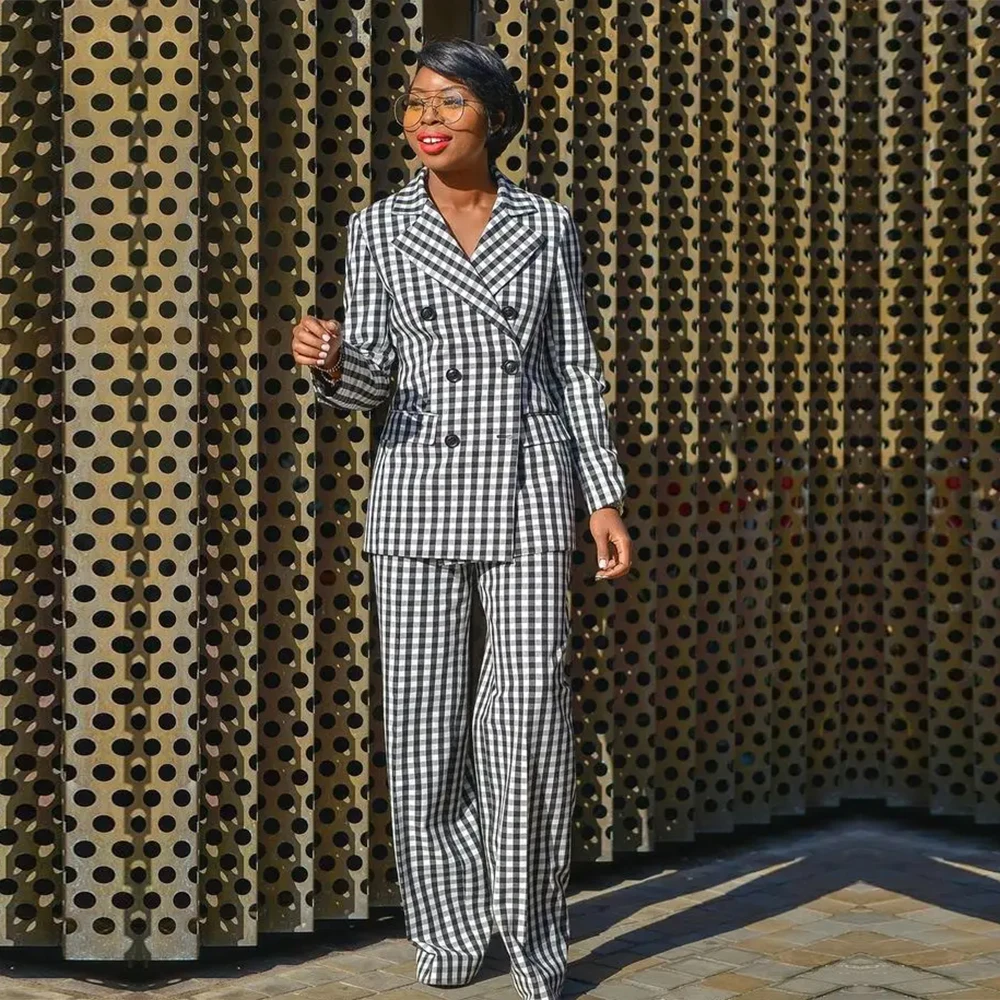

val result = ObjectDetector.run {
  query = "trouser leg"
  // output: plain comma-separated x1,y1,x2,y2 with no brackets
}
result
471,549,575,1000
371,553,493,985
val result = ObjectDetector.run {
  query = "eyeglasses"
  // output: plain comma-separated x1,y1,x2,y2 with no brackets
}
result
394,90,485,130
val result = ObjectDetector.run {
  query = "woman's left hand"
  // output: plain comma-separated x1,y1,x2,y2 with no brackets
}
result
590,507,631,581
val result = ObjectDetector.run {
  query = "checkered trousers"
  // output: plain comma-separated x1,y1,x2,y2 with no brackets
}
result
371,549,576,1000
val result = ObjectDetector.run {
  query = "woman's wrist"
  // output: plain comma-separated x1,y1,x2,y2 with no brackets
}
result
595,497,626,517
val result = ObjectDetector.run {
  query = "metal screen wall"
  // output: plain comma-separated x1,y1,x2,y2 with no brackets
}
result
0,0,996,961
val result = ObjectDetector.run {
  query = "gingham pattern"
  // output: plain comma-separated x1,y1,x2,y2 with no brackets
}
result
371,549,575,1000
313,161,626,561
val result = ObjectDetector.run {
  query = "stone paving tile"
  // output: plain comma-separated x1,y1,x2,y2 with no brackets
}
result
898,977,973,997
323,952,408,974
0,989,76,1000
770,950,842,968
6,980,121,999
359,942,422,964
784,910,830,926
943,938,1000,955
133,980,225,998
700,972,775,993
652,986,737,1000
935,991,1000,1000
239,976,336,998
798,920,868,937
735,959,821,984
808,901,857,916
345,993,434,1000
764,928,850,946
277,988,386,1000
830,915,894,927
725,936,791,957
815,934,914,957
562,959,635,984
953,921,1000,936
577,954,664,978
335,970,417,993
468,988,522,1000
616,963,699,991
188,989,273,1000
277,967,360,989
659,958,739,979
698,946,771,968
895,950,972,968
662,943,723,959
584,979,662,1000
772,976,842,996
818,991,906,1000
736,991,810,1000
716,918,774,932
18,980,126,999
929,961,1000,982
939,986,1000,1000
811,959,931,986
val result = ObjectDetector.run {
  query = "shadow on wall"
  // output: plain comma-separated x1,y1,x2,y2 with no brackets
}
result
424,0,474,41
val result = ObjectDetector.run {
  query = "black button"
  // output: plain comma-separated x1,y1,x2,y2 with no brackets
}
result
502,304,517,319
502,359,520,375
446,367,462,382
445,432,460,447
420,305,436,320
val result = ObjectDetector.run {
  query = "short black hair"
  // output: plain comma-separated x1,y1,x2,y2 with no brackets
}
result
410,38,524,164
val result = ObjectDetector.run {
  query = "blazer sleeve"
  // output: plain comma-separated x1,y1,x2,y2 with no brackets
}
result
312,210,396,412
545,203,628,515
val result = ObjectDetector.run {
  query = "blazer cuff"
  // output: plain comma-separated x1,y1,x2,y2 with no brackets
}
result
581,462,628,516
311,342,391,412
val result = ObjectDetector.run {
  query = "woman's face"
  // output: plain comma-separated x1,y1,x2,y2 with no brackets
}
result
399,66,502,173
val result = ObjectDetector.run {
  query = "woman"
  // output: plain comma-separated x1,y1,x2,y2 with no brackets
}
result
292,38,630,1000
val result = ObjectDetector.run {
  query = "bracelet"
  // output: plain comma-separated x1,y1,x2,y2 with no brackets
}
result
328,345,343,376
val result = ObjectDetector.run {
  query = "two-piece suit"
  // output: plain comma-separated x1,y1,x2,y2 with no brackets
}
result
313,162,626,1000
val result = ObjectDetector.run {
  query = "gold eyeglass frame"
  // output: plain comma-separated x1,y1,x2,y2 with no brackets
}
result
393,89,489,131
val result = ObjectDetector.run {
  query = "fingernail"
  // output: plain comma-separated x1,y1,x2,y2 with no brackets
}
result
319,348,327,358
322,333,330,342
598,558,607,569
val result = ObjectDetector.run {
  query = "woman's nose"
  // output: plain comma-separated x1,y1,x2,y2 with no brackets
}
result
419,102,443,125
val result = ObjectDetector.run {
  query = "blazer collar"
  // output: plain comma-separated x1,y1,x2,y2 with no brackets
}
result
390,161,546,338
392,160,538,214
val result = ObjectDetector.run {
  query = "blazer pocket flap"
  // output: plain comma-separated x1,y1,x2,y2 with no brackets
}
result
520,412,573,446
379,409,441,447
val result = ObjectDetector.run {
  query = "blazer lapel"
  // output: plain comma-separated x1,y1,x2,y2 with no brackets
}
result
391,162,545,336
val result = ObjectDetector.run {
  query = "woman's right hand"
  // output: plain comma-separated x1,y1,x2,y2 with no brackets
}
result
292,316,342,370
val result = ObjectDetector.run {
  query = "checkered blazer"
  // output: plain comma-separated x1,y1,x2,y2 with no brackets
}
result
313,161,627,562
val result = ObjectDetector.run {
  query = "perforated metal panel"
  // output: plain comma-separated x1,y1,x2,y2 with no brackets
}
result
0,0,995,960
474,0,1000,849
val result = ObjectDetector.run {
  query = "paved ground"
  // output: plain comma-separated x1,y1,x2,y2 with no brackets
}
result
5,812,1000,1000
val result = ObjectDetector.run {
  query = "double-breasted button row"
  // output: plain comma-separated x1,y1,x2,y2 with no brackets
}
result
424,303,514,321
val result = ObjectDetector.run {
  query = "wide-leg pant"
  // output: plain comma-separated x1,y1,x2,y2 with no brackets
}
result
370,549,576,1000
